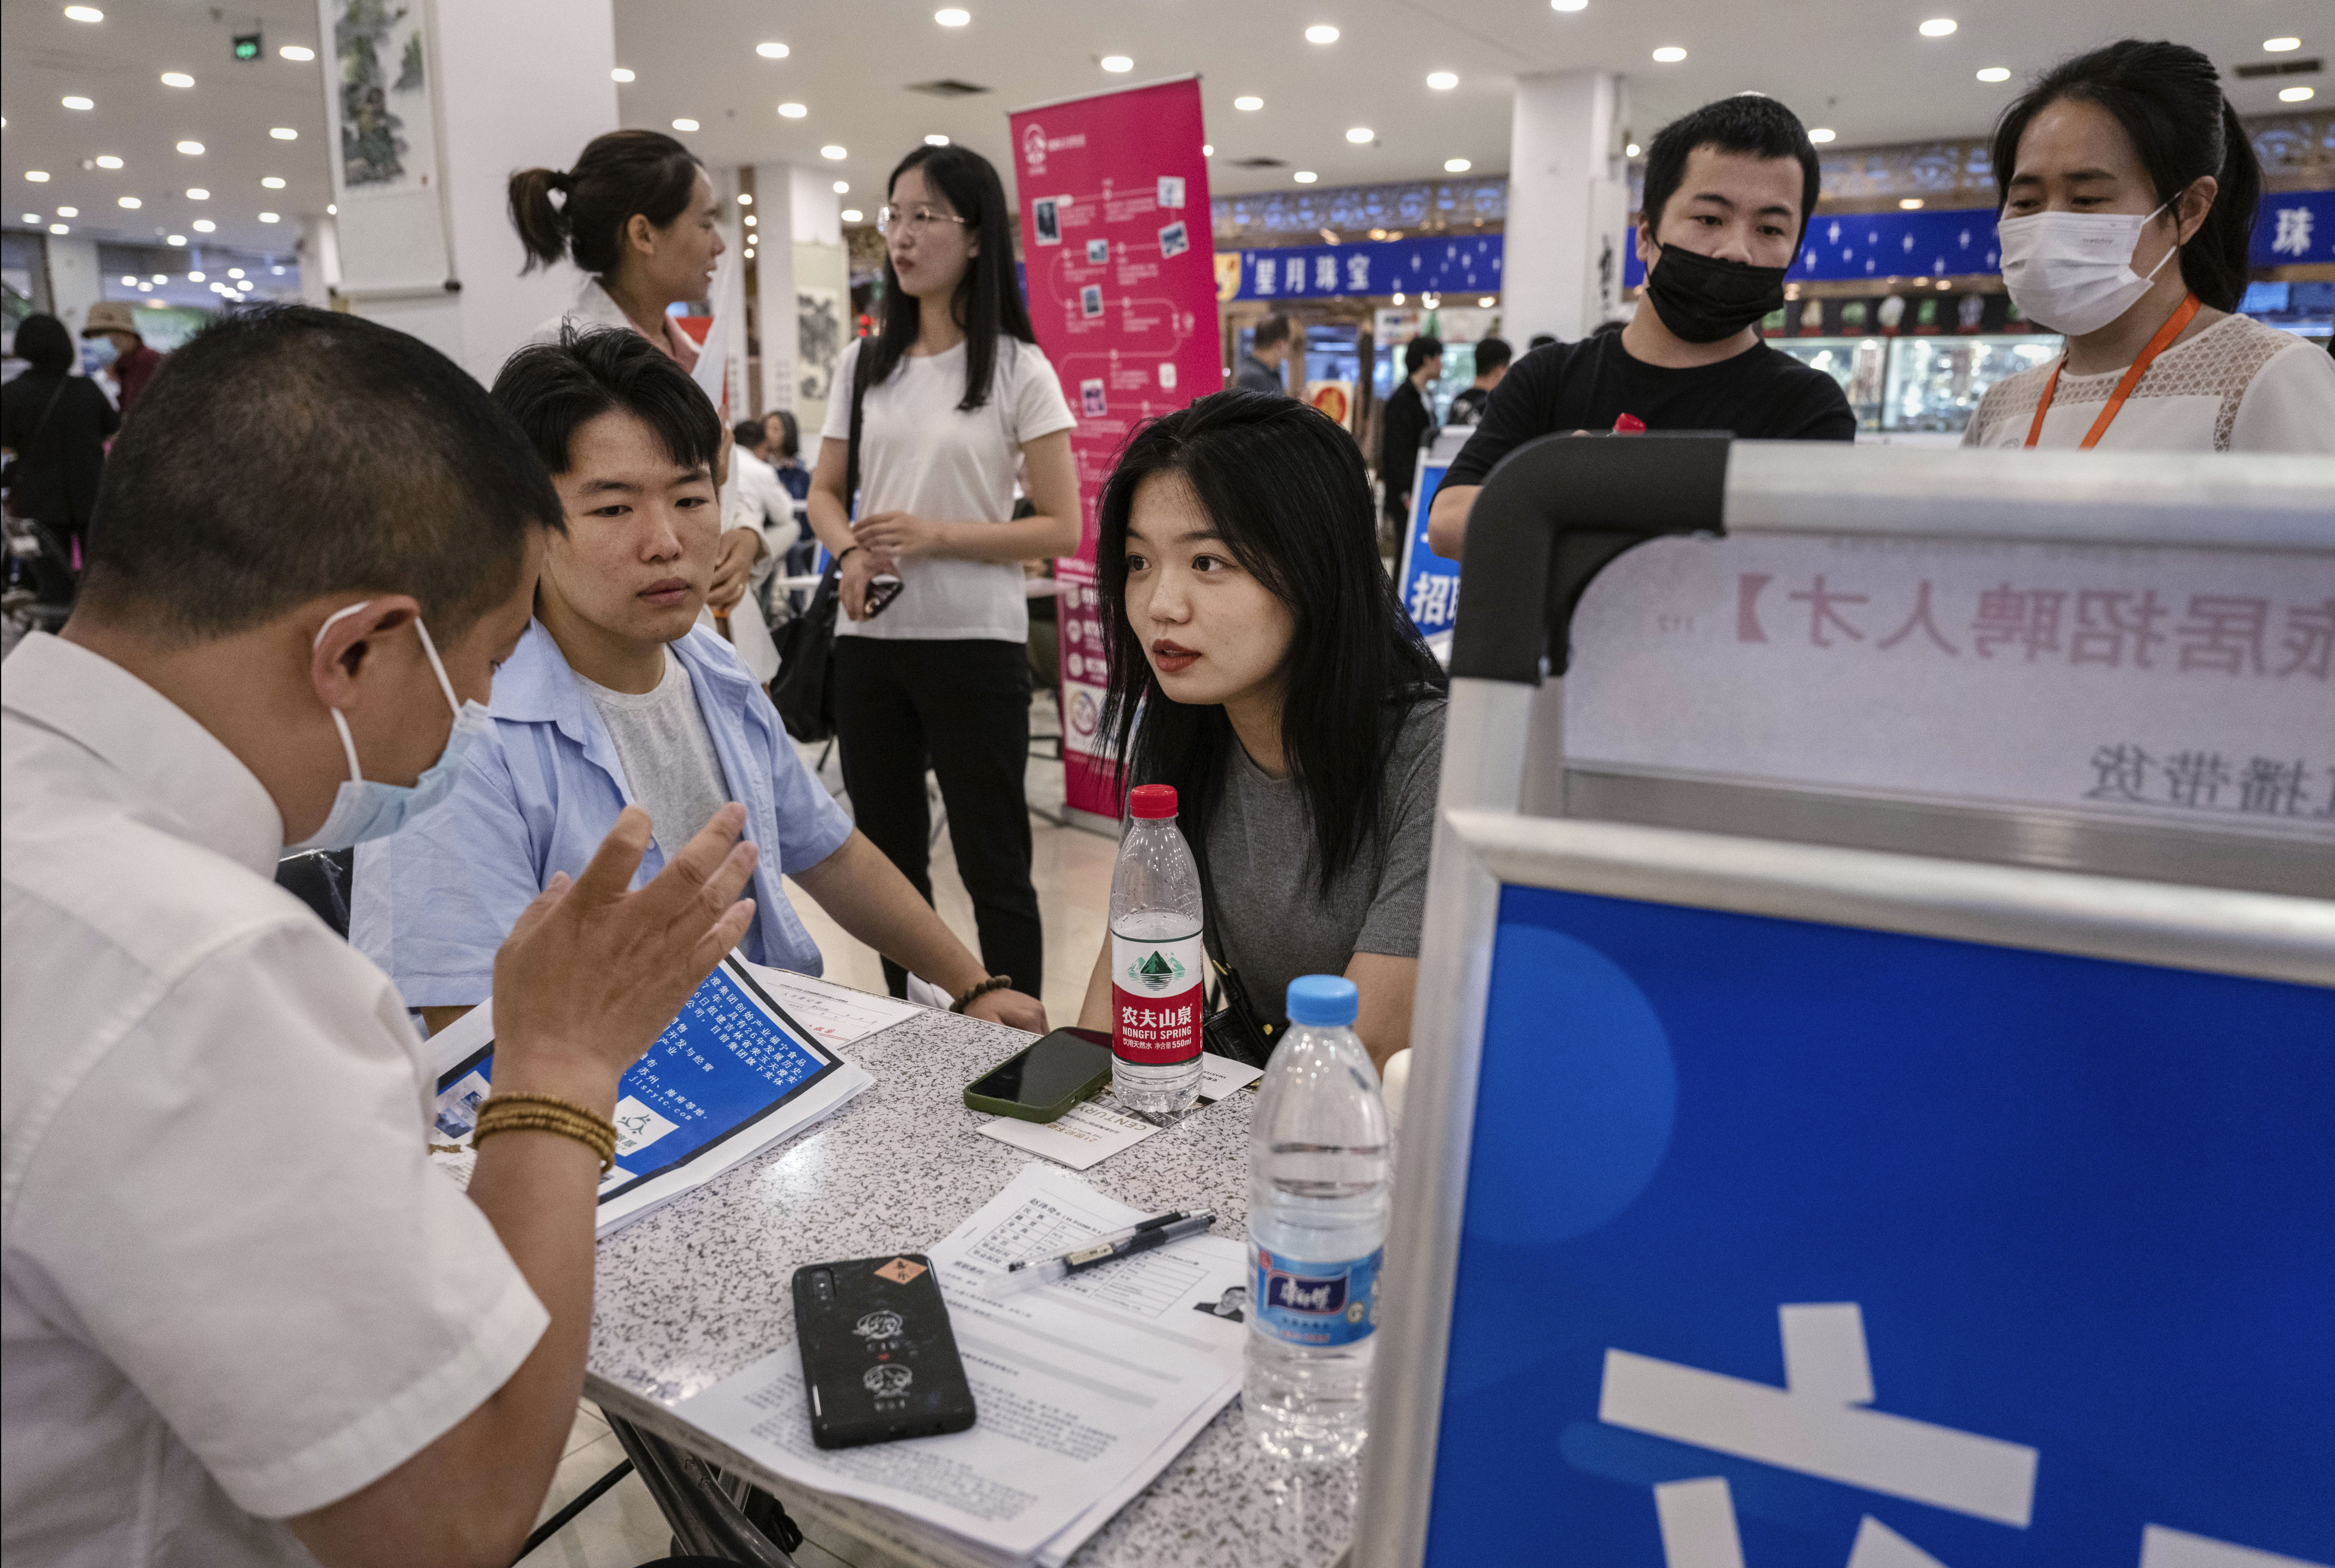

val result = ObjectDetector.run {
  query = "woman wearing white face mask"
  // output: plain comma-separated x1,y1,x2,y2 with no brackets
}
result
1963,40,2335,453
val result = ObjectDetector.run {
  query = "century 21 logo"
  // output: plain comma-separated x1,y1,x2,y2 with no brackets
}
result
1022,123,1047,172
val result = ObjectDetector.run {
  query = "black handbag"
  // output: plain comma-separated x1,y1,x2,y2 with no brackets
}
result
768,347,873,742
1192,832,1280,1069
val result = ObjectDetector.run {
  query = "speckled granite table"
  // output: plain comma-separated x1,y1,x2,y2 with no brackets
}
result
586,1005,1357,1568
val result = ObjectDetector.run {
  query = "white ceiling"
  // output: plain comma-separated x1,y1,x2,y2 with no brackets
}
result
5,0,2323,262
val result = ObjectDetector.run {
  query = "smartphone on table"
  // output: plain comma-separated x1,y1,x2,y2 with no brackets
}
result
793,1254,977,1448
962,1027,1114,1123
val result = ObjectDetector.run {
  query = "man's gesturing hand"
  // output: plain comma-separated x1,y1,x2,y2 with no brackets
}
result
489,803,759,1110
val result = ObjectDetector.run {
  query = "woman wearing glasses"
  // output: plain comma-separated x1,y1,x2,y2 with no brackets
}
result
805,144,1081,1004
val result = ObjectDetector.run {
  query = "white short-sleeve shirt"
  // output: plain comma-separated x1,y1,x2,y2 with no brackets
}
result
2,634,549,1567
820,335,1077,643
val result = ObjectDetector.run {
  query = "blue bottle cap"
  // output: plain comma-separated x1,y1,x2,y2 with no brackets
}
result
1285,974,1359,1027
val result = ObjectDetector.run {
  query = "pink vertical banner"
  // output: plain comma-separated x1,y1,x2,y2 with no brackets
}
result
1010,77,1220,824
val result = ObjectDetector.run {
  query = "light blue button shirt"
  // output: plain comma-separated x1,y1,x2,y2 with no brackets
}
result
352,620,852,1008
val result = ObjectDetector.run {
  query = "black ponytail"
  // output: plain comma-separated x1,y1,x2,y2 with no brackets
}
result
1991,39,2263,312
507,129,702,278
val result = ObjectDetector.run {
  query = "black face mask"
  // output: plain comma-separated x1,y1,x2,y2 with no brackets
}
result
1643,239,1789,344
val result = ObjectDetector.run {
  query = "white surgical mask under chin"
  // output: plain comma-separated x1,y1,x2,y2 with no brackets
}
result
1997,200,2178,338
284,602,492,854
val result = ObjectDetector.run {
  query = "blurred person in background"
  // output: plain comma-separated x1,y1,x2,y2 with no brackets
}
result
1445,336,1512,426
1430,95,1853,560
1378,334,1441,541
1236,314,1296,396
804,142,1081,1004
79,302,166,419
2,314,119,607
1962,40,2335,452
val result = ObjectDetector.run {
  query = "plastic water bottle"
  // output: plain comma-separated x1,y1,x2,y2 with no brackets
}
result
1244,974,1391,1461
1108,783,1204,1115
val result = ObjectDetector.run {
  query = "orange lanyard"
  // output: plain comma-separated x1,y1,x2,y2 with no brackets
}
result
2024,293,2200,449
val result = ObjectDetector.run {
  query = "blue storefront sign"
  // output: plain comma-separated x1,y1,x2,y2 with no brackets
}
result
1225,234,1502,302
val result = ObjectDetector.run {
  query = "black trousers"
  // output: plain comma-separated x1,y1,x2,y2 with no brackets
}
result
831,636,1042,998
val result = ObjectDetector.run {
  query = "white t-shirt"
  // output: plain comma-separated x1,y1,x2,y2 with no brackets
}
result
2,635,549,1567
1963,312,2335,452
820,335,1076,642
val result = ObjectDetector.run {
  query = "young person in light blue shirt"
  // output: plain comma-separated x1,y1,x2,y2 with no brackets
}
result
354,327,1046,1037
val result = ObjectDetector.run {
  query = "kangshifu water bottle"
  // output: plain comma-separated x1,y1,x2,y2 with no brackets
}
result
1244,974,1391,1461
1108,784,1206,1115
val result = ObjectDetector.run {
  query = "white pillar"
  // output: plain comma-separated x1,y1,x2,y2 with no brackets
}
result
1504,69,1633,346
297,216,340,308
789,168,846,437
750,162,797,420
320,0,618,383
43,236,105,340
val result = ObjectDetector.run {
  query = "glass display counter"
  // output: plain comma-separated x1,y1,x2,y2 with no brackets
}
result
1772,337,1888,431
1881,334,2061,433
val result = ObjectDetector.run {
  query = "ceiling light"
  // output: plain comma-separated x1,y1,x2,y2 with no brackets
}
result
1551,0,1587,10
188,269,206,281
167,233,185,245
280,44,315,62
736,193,754,206
270,127,297,139
96,155,124,169
1899,197,1924,209
193,218,215,231
1346,127,1374,144
743,214,756,226
26,171,50,182
55,205,76,216
1100,55,1133,72
1391,291,1404,304
672,118,699,132
117,195,141,208
1427,72,1458,90
64,5,102,19
1294,170,1318,184
756,42,790,58
833,180,848,193
1651,47,1686,63
326,203,335,213
935,8,970,24
177,140,205,156
259,210,280,222
779,101,807,118
229,267,243,278
271,265,283,274
160,71,194,88
1444,157,1471,172
1808,127,1837,143
152,273,167,282
1202,144,1213,157
842,208,864,222
925,133,951,146
262,176,285,188
1625,142,1640,157
1234,95,1263,111
120,274,136,285
821,144,846,159
62,96,95,111
22,213,39,225
2265,37,2301,52
50,222,70,234
1479,296,1495,307
2281,85,2317,102
611,67,635,83
1976,66,2011,82
1305,25,1339,44
186,186,208,198
1919,18,1956,36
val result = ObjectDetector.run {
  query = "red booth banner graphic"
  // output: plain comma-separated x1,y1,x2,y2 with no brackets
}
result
1010,77,1220,824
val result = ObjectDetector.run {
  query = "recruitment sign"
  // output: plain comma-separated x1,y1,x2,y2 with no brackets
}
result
1011,77,1221,823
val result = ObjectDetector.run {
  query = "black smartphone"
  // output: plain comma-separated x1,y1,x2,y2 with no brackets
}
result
962,1027,1113,1123
793,1254,976,1449
863,573,904,618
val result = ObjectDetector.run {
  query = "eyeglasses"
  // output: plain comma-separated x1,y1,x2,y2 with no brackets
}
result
878,204,970,235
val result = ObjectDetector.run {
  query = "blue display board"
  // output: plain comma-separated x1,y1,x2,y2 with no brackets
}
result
1424,886,2334,1567
1398,458,1458,638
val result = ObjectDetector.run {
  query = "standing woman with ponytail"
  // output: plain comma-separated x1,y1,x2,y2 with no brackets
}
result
1964,40,2335,452
805,144,1081,1004
509,131,769,624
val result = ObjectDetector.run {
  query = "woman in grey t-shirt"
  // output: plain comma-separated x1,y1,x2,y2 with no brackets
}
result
1073,391,1448,1069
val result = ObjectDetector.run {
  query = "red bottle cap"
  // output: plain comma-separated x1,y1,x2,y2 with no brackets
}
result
1612,413,1647,434
1129,784,1178,819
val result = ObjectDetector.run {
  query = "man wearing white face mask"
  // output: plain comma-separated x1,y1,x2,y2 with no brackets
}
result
2,307,760,1568
1964,40,2335,452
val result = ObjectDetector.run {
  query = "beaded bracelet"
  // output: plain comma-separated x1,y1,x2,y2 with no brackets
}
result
472,1093,617,1172
951,975,1013,1014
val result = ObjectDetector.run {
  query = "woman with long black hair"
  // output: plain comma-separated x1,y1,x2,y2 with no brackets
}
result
1964,39,2335,451
1074,391,1447,1069
805,144,1080,1005
2,314,119,608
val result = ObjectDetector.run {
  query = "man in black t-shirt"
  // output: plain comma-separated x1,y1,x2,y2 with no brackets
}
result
1429,95,1853,560
1378,334,1442,530
1445,336,1512,426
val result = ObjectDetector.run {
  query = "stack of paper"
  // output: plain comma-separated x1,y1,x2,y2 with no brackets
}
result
671,1163,1251,1566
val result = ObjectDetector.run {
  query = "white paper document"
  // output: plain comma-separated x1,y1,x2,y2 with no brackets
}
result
976,1053,1266,1170
671,1163,1249,1564
740,961,927,1051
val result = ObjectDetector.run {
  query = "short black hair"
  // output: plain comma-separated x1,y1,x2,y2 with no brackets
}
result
732,418,767,449
79,305,562,643
13,314,75,375
1252,314,1293,352
1403,335,1443,376
1528,332,1557,350
1473,336,1512,375
1640,94,1821,245
491,326,722,479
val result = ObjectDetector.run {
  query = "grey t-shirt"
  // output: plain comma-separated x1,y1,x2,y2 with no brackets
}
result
578,650,735,858
1205,699,1445,1023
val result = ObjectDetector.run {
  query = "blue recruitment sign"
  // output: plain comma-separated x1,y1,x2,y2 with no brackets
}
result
1228,233,1503,301
1424,888,2334,1567
1397,453,1459,637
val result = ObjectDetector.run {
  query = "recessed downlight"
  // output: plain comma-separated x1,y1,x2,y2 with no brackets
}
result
672,118,699,132
2264,37,2301,52
269,127,298,140
262,176,286,189
1899,198,1924,210
2281,85,2316,102
843,208,864,221
96,155,124,169
935,7,970,23
280,44,315,61
756,42,789,58
1234,95,1264,111
1808,127,1837,143
833,180,848,193
186,186,208,198
63,96,95,111
26,171,51,181
1100,55,1133,72
1444,157,1471,173
64,5,103,21
258,211,280,222
1427,71,1458,90
1346,127,1374,144
1305,25,1339,43
1293,170,1318,184
176,140,204,156
1919,18,1956,36
779,102,808,118
160,71,194,88
193,218,215,231
612,67,635,83
821,144,846,159
1976,67,2011,82
1551,0,1587,11
1651,46,1686,63
55,205,76,216
117,195,141,208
